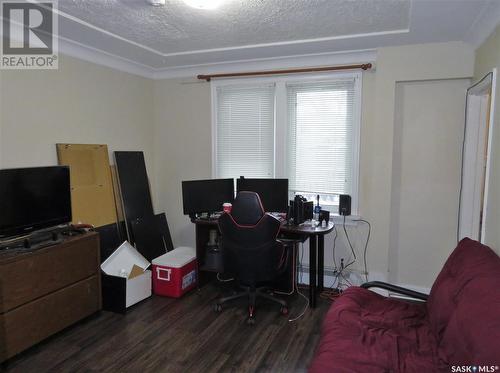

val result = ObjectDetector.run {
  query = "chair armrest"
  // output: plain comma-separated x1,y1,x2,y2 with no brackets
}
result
360,281,429,301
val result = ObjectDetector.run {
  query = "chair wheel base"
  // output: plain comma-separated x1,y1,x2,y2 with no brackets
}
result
246,317,256,325
214,304,222,312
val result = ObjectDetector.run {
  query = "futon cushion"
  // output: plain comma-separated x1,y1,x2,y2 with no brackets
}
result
309,287,447,373
427,238,500,365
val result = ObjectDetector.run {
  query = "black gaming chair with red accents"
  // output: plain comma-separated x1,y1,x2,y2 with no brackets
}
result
215,191,290,324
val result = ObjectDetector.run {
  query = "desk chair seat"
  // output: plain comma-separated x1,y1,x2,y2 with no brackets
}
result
215,191,291,324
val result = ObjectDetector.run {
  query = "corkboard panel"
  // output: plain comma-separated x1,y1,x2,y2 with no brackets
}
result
56,144,117,227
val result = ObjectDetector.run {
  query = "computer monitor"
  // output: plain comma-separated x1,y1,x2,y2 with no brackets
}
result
236,178,289,212
182,179,234,216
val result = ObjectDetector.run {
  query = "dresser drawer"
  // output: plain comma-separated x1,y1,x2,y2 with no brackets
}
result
0,234,100,313
0,275,101,362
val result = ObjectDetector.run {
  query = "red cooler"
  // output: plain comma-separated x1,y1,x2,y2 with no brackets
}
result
152,247,198,298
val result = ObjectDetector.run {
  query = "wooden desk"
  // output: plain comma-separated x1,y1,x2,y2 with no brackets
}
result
191,218,334,308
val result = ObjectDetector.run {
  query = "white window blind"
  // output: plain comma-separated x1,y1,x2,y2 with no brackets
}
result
287,79,356,198
215,84,275,179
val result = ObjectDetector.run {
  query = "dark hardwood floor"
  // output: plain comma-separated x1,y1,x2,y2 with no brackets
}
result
2,284,331,373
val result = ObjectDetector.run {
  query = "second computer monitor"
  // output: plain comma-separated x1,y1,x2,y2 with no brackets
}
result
236,178,289,212
182,178,234,216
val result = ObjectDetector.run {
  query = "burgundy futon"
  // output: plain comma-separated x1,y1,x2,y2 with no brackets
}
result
310,238,500,372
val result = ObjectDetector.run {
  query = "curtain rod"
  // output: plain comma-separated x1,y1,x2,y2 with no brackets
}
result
197,63,372,81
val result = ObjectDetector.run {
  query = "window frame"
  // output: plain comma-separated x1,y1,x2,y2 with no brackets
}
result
211,71,362,215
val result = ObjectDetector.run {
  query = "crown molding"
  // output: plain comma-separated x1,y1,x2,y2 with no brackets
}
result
55,8,164,57
152,49,377,80
58,37,377,80
464,1,500,48
58,37,156,79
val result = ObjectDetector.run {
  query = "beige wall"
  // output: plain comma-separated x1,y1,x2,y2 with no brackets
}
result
153,41,475,289
0,40,479,289
365,42,475,288
0,54,156,205
474,24,500,254
153,80,212,246
390,79,470,288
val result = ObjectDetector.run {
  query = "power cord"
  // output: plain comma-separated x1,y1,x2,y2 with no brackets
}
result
341,215,356,270
332,224,338,270
352,218,371,282
327,217,372,292
338,259,353,288
288,286,309,322
216,273,234,282
288,242,309,322
321,224,348,300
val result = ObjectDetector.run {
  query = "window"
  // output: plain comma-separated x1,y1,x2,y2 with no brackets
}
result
212,73,361,213
214,84,275,179
287,79,358,210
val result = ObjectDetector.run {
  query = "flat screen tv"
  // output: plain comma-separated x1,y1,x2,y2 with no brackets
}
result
0,166,72,238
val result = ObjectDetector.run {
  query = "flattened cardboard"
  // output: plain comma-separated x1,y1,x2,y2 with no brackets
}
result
128,264,144,279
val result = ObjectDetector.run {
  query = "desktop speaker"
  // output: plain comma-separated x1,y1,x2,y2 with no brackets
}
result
339,194,351,216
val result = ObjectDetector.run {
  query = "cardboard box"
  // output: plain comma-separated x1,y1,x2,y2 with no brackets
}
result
101,241,151,313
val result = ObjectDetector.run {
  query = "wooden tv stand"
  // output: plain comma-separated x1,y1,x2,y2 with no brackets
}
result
0,232,101,362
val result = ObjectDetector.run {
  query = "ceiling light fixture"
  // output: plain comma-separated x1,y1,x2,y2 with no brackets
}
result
183,0,226,10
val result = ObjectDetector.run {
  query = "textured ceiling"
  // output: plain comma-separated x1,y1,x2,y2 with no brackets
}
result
52,0,500,72
58,0,411,54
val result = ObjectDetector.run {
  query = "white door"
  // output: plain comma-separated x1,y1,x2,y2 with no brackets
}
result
458,70,497,243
